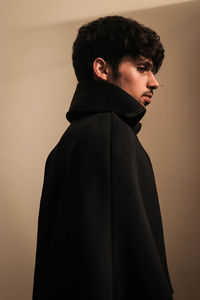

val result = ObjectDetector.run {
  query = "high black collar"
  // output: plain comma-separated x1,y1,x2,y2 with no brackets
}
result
66,80,146,132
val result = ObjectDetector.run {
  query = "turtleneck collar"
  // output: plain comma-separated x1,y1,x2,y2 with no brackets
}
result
66,80,146,131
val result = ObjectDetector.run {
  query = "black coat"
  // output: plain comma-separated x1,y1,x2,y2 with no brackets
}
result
33,80,174,300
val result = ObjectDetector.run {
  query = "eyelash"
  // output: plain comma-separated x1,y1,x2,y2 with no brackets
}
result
137,66,155,74
137,66,147,72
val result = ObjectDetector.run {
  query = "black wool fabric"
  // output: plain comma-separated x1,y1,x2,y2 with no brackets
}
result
33,80,174,300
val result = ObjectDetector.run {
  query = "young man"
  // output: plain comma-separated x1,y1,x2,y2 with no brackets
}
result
33,16,174,300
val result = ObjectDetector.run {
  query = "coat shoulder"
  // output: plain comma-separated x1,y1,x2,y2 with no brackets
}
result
59,112,135,150
47,112,138,169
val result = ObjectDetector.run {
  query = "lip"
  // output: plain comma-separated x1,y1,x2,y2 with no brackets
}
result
143,93,153,98
142,94,152,104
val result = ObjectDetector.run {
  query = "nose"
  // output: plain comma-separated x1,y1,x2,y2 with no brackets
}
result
147,72,159,90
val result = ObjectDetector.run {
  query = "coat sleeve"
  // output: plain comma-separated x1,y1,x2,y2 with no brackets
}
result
33,112,173,300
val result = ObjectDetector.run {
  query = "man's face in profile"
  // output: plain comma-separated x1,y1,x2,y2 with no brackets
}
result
108,55,159,107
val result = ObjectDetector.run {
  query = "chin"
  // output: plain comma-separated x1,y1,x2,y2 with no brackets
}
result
138,100,146,107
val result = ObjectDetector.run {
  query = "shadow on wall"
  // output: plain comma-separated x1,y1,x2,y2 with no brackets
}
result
1,1,199,299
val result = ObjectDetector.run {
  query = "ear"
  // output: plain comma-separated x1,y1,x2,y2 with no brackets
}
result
93,57,111,81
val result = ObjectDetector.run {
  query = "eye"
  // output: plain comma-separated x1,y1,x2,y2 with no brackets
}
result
137,65,147,72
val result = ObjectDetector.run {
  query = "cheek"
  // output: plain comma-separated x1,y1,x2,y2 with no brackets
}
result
114,68,145,99
126,77,142,95
120,73,138,91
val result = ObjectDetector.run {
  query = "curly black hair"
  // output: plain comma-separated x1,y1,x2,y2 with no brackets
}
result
72,16,164,81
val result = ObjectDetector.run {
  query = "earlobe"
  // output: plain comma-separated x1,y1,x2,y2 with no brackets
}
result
93,58,109,81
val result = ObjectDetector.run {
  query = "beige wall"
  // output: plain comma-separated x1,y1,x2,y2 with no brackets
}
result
1,0,195,28
1,1,199,299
